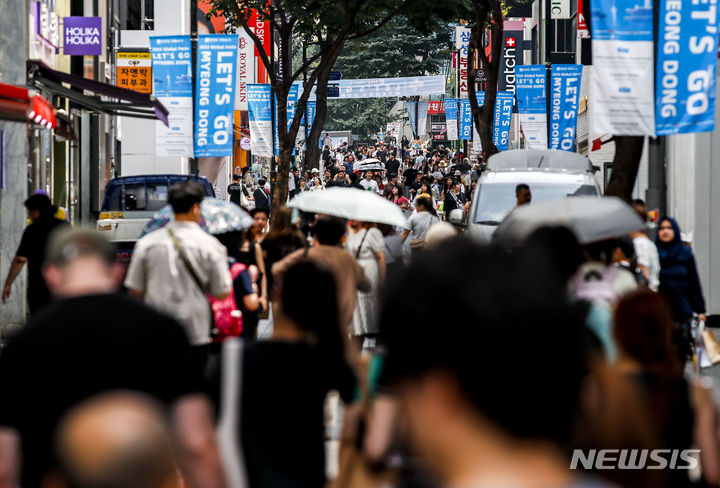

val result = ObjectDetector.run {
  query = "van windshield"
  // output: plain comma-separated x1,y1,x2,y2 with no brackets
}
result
473,182,599,224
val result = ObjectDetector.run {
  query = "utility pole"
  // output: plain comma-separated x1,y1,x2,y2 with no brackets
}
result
544,0,554,148
190,0,198,174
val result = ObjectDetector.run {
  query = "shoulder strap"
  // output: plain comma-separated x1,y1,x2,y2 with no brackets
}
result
355,229,369,259
168,228,207,292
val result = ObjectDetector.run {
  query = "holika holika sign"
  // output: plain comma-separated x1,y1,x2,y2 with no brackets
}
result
63,16,102,55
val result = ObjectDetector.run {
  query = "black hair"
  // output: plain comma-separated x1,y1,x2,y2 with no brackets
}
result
632,198,646,207
250,207,269,219
25,193,54,216
526,226,584,282
232,173,241,181
281,260,343,366
349,173,359,183
214,230,246,261
615,235,636,260
516,183,530,194
168,181,205,214
380,238,586,447
257,178,267,186
312,216,346,245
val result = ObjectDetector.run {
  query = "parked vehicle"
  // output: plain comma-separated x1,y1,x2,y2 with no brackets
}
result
467,150,602,242
96,174,215,265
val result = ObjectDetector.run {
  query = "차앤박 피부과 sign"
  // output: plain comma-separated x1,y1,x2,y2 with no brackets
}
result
116,52,152,94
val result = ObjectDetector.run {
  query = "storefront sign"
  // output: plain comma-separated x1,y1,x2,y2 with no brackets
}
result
235,29,256,110
456,26,471,98
194,34,239,157
116,51,152,94
428,101,445,114
248,84,273,157
472,91,485,147
550,64,582,151
250,9,271,83
551,0,571,19
516,65,548,149
655,0,719,135
63,16,102,56
499,24,524,99
150,35,193,157
591,0,655,135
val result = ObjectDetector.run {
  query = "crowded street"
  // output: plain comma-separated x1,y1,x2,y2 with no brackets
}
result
3,0,720,487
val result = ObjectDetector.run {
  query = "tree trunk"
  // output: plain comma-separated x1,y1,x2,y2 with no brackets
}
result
272,87,291,214
604,136,644,202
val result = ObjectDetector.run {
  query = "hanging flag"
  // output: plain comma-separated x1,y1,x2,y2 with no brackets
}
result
455,26,471,98
458,98,473,140
273,83,299,156
472,91,485,147
549,65,582,151
150,35,193,157
493,91,515,151
248,84,273,157
498,21,524,109
577,0,590,38
405,101,430,136
516,65,547,149
445,99,458,141
591,0,654,135
194,34,239,157
250,9,271,83
655,0,720,135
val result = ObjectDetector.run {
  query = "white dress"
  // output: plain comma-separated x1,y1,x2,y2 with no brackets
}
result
346,227,384,336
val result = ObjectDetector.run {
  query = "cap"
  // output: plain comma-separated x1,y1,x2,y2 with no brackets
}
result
46,227,115,266
311,168,320,173
454,170,461,176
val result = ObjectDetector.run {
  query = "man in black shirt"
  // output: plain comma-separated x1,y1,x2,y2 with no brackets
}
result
386,153,400,176
253,177,270,210
0,228,224,488
227,173,244,206
402,162,418,198
2,193,67,313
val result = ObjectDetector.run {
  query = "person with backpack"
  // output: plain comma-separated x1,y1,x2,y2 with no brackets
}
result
611,235,648,288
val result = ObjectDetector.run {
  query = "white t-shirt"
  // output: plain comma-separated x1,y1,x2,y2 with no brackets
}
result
360,179,380,193
633,235,660,291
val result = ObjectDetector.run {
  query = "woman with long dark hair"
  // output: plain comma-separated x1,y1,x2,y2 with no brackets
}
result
613,289,720,487
227,260,356,488
262,206,306,297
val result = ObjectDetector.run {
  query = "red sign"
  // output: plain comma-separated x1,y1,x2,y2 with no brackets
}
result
250,9,271,83
427,101,445,114
578,0,590,38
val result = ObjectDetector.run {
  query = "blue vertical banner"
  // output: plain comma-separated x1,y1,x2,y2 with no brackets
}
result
655,0,720,135
492,91,514,151
458,98,473,140
274,83,299,156
515,65,547,149
194,34,239,157
151,35,193,157
248,84,273,157
471,91,485,148
444,98,458,140
550,65,582,151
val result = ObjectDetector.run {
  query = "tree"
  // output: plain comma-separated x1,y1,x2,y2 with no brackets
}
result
467,0,504,158
323,15,452,141
209,0,414,213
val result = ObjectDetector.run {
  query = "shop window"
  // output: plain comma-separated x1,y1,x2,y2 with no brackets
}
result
122,0,154,30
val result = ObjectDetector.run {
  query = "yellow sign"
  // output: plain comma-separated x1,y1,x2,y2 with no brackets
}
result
116,51,152,94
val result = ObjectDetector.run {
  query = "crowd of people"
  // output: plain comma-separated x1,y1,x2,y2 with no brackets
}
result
0,173,719,488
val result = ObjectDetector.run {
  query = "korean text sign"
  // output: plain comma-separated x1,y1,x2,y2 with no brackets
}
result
655,0,720,135
550,64,582,151
516,65,548,149
194,35,239,157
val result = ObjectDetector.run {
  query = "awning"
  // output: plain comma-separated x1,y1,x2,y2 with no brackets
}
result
0,82,57,128
28,61,169,126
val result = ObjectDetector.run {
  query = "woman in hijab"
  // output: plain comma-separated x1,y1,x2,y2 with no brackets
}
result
656,217,706,325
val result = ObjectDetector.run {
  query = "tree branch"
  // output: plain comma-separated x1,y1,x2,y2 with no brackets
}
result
221,2,276,85
347,1,407,40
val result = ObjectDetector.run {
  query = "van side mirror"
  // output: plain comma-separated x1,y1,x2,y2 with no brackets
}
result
592,165,601,173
